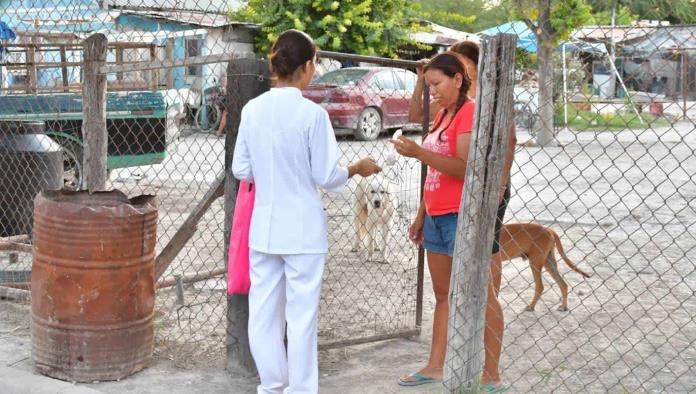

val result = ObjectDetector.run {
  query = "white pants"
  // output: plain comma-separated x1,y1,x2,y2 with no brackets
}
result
248,250,325,394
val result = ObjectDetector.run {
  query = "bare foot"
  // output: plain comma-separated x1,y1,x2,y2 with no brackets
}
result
480,372,503,387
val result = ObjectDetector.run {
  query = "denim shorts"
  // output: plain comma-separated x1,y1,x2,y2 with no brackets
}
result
423,213,458,256
424,186,510,257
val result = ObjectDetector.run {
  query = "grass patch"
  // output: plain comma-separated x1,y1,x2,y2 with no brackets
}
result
556,106,669,131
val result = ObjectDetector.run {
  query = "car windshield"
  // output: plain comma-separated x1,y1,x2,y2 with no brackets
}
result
313,69,369,86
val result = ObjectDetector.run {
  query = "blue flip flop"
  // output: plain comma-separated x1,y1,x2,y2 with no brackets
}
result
398,373,441,387
480,382,510,393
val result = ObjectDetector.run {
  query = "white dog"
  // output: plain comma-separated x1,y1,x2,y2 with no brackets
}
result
352,174,394,262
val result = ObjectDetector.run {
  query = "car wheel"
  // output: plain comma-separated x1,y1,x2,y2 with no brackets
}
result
354,107,382,141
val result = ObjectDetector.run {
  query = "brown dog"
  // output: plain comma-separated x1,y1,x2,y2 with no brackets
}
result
499,223,591,312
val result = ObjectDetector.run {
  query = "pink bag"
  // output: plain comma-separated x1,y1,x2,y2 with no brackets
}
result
227,181,254,295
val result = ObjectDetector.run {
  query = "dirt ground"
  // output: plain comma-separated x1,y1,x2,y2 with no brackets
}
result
2,121,696,393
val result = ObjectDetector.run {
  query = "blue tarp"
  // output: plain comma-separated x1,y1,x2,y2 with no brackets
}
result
0,21,16,40
479,21,611,56
479,21,537,53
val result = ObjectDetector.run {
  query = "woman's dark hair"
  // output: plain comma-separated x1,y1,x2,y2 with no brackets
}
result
423,52,471,139
449,40,479,65
270,29,317,80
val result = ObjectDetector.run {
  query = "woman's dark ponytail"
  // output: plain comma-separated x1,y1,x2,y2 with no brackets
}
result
270,30,317,80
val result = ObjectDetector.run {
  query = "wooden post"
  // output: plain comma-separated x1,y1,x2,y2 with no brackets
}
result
27,46,37,94
60,46,69,92
154,173,225,279
164,39,173,89
225,57,270,377
115,46,124,82
0,286,31,302
444,33,517,393
150,45,159,90
81,33,108,192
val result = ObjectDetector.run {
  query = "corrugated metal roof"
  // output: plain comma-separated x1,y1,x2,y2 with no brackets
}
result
411,20,479,47
572,22,668,44
102,0,243,15
622,26,696,56
118,8,256,28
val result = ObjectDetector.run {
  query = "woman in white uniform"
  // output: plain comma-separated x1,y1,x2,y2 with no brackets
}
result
232,29,381,394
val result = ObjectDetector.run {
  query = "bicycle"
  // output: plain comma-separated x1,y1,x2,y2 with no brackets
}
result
513,99,539,138
195,84,226,134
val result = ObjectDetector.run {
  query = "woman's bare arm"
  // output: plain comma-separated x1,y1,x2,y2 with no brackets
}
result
390,133,471,179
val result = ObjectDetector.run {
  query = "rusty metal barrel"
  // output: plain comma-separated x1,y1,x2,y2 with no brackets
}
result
31,190,158,382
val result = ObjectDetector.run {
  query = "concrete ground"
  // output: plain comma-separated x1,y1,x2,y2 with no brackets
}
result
2,120,696,393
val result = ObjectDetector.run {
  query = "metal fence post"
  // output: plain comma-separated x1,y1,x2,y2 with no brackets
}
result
81,33,108,192
415,83,430,329
225,57,270,377
444,33,517,392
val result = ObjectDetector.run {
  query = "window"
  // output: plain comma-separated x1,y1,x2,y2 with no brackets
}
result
398,70,417,91
313,68,369,86
186,38,203,77
372,71,401,91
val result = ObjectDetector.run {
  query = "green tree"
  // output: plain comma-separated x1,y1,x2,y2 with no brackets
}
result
231,0,418,57
509,0,592,146
586,4,637,25
413,0,509,32
588,0,696,25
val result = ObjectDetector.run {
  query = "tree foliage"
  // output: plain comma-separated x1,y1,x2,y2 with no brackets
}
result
509,0,592,44
230,0,418,57
508,0,592,146
588,0,696,25
413,0,509,32
586,4,638,26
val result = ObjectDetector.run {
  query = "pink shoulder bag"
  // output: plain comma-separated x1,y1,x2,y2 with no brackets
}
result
227,181,254,295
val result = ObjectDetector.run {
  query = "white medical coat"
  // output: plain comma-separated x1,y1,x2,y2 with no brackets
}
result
232,87,349,255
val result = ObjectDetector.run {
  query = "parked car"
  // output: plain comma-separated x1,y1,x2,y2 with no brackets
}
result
302,67,417,140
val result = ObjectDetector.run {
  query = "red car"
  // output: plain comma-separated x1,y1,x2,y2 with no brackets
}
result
302,67,417,140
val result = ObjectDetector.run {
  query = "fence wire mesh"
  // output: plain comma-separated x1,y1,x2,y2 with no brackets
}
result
0,2,694,392
0,0,249,366
0,0,424,367
305,55,424,347
443,24,696,393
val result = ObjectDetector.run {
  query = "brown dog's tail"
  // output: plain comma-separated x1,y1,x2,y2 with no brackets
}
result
552,230,591,278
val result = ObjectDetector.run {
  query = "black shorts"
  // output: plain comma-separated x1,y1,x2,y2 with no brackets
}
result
492,185,511,254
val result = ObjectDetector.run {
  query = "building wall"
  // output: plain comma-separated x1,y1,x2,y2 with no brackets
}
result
202,28,255,89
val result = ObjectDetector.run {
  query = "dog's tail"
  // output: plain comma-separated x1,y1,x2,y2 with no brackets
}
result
552,230,591,278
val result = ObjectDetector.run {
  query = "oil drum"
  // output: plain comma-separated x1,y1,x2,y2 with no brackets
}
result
31,189,157,382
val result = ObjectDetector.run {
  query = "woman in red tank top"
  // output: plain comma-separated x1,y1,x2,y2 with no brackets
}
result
390,48,515,393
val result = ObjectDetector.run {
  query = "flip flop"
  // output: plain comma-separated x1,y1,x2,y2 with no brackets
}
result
480,382,510,393
398,373,441,387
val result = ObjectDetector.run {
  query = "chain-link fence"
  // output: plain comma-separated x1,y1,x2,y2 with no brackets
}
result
0,0,250,366
453,23,695,393
305,52,425,348
0,0,426,368
1,2,695,391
